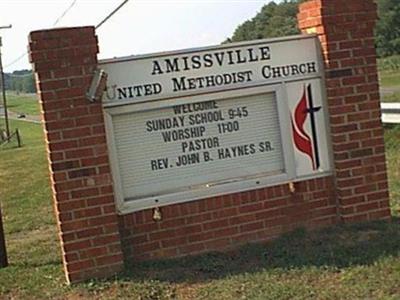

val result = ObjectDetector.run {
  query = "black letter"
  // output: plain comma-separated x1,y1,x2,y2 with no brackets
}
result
191,55,202,69
261,65,272,79
117,87,127,99
260,46,271,60
165,58,180,73
203,53,213,67
152,61,164,75
172,77,187,92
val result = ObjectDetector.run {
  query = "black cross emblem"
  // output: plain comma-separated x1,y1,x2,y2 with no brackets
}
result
305,85,321,170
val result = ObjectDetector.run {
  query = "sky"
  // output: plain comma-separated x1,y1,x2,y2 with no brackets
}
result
0,0,278,72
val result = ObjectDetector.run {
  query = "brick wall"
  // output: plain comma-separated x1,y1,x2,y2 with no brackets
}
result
298,0,391,223
28,0,391,284
120,177,337,261
28,27,124,283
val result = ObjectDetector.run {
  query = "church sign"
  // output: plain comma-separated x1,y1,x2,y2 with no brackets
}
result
99,35,332,213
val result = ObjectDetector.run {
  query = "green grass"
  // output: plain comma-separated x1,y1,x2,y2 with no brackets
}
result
0,120,65,299
119,220,400,299
0,120,53,233
385,125,400,216
379,61,400,103
378,55,400,73
377,55,400,102
380,72,400,88
5,92,40,115
382,91,400,103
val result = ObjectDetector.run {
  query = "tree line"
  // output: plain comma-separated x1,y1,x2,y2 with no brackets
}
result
4,70,36,94
4,0,399,94
226,0,400,58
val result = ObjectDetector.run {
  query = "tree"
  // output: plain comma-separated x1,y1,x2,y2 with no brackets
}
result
4,70,36,93
375,0,400,57
226,0,400,58
227,1,301,43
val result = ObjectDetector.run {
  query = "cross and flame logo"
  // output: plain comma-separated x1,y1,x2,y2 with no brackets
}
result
291,84,321,171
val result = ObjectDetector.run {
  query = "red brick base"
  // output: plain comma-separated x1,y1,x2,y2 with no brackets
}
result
119,177,337,261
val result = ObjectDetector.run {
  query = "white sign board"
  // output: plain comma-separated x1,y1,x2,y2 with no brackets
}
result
100,35,332,213
100,35,322,106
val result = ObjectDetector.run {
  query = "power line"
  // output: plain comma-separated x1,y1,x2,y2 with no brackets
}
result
4,0,78,70
0,26,12,140
3,52,27,70
96,0,130,29
53,0,78,27
5,0,131,70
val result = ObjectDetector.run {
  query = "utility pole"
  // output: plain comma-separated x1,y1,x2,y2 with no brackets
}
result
0,25,12,139
0,206,7,268
0,24,11,269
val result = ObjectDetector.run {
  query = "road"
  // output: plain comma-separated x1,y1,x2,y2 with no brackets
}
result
0,108,41,124
381,86,400,96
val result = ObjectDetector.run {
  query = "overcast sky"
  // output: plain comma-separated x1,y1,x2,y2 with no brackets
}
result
0,0,281,72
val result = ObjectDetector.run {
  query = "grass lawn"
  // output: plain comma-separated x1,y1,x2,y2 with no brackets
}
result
4,92,40,116
378,55,400,102
385,125,400,216
379,71,400,88
0,120,65,299
0,118,400,299
379,71,400,103
382,91,400,103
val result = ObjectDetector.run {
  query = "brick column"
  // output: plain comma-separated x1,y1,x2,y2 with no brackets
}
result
298,0,391,222
29,27,124,283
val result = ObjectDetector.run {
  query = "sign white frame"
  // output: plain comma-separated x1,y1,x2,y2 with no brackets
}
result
101,35,333,214
105,84,299,213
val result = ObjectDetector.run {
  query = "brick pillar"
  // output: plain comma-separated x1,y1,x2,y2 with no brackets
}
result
29,27,124,283
298,0,391,222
